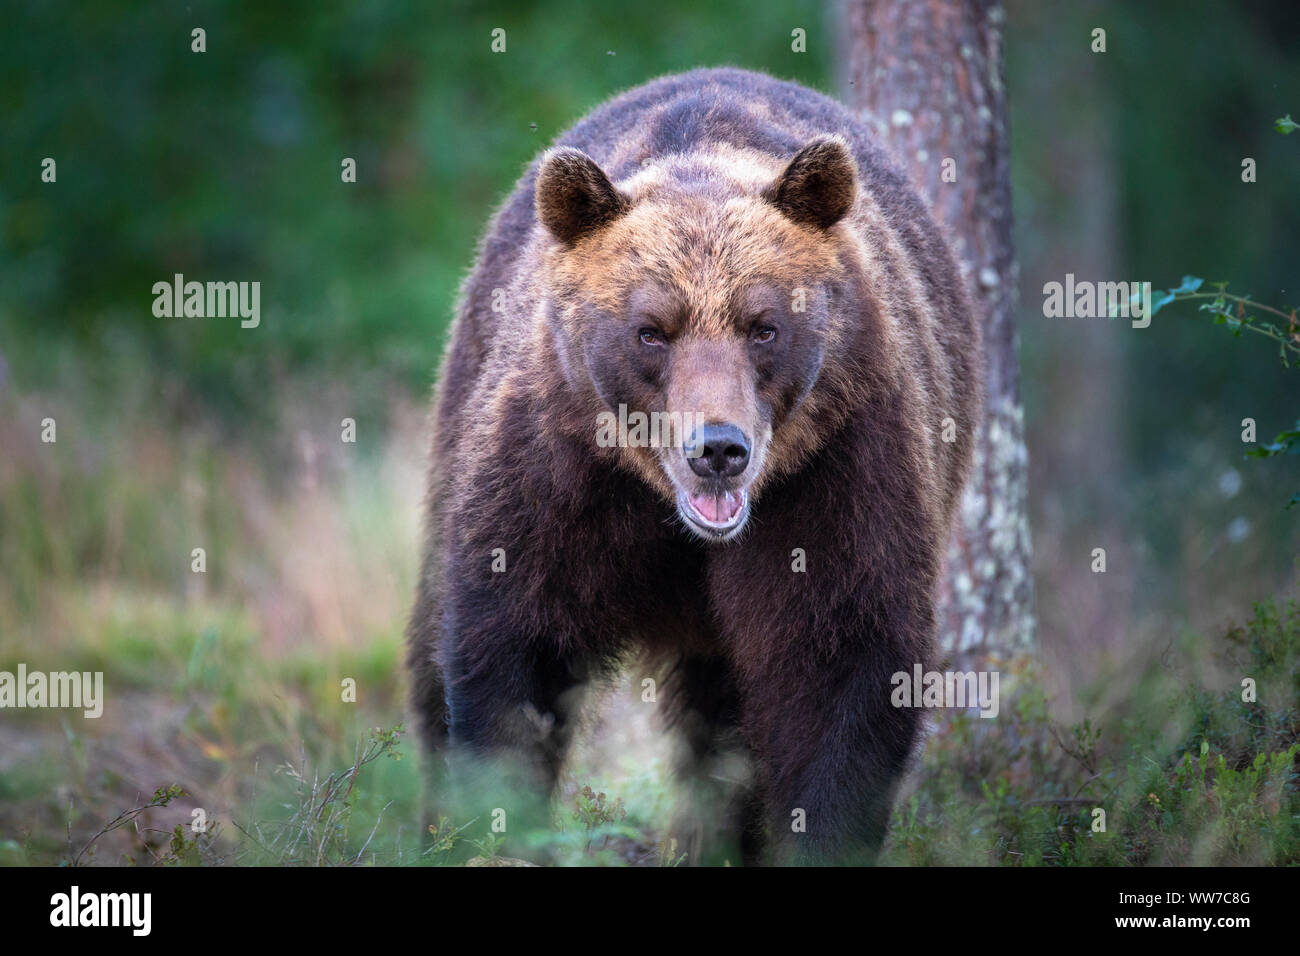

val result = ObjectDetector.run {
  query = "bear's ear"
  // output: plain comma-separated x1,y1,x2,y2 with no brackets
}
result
535,147,631,246
762,136,857,230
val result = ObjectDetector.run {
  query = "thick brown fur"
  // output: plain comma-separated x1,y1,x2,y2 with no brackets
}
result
406,67,981,865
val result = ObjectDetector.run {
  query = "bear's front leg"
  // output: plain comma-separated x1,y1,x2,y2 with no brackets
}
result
741,631,927,865
437,575,588,860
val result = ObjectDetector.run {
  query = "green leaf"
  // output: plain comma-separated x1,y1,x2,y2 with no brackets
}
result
1148,289,1175,316
1286,493,1300,511
1275,114,1299,135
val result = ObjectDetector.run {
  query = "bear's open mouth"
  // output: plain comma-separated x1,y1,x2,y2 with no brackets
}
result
679,488,749,538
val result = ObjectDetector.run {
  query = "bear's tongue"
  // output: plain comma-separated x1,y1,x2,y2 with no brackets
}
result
689,490,743,524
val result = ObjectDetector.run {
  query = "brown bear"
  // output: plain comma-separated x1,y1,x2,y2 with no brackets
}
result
406,67,981,865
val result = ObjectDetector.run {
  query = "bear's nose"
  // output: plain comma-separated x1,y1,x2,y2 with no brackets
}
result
686,424,751,479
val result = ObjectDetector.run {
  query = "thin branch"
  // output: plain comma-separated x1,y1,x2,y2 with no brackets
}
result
1175,293,1296,325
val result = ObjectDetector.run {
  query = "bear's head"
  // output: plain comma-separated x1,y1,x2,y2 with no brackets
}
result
535,136,860,542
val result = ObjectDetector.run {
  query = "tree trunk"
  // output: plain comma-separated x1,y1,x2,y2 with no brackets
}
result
841,0,1034,665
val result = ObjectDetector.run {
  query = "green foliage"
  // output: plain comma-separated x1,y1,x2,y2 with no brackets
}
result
885,589,1300,866
163,824,206,867
51,726,427,866
565,784,633,859
655,837,689,867
469,832,506,861
237,724,406,865
1146,265,1299,507
66,784,190,866
35,595,1300,867
1145,277,1300,364
1244,423,1300,460
572,784,627,832
425,817,475,863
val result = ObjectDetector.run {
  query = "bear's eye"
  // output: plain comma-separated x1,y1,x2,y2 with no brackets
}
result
752,326,777,345
639,327,666,346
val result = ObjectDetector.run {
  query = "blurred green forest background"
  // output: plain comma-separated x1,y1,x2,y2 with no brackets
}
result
0,0,1297,865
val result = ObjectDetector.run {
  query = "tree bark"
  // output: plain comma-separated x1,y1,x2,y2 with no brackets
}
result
841,0,1035,664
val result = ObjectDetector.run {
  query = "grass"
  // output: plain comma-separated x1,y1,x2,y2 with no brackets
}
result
883,593,1300,866
6,562,1294,867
